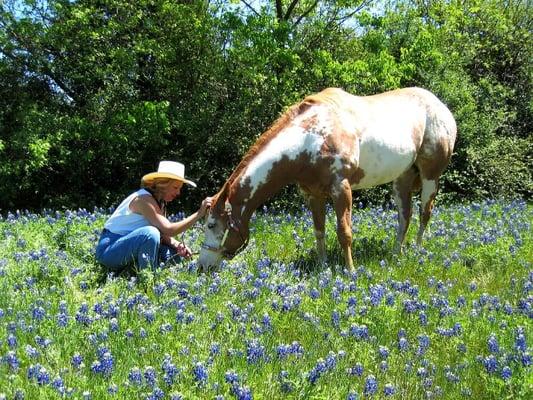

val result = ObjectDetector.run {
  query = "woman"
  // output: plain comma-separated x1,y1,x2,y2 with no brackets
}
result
96,160,212,272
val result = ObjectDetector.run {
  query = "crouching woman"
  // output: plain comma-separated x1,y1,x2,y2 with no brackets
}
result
96,161,212,272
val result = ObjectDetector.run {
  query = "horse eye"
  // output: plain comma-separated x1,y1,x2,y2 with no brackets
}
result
207,223,215,229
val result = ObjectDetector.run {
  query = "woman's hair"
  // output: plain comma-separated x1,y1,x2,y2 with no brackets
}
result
141,178,176,200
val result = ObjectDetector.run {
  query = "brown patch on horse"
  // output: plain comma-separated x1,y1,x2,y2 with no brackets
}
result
224,97,327,190
412,119,425,149
350,167,365,185
300,114,319,131
416,137,453,180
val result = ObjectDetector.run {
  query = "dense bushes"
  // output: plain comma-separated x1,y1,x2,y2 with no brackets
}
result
0,0,531,212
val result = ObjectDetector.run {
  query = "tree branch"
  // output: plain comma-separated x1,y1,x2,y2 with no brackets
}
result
294,1,318,27
283,0,300,21
275,1,283,21
240,0,260,17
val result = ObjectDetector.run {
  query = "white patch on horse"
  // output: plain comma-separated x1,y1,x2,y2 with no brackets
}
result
241,107,332,197
350,100,422,189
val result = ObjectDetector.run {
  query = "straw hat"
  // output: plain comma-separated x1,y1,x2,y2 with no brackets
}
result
141,161,197,187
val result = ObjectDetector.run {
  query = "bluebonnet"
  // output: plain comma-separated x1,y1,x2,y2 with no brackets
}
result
483,355,498,374
246,339,267,364
107,384,118,395
383,383,396,396
51,376,65,395
398,337,409,352
144,366,157,387
501,366,512,380
276,341,304,359
162,356,180,385
5,351,19,371
348,362,364,376
487,334,500,353
231,385,253,400
32,306,46,321
56,313,69,327
378,346,390,359
331,310,340,328
71,353,83,369
128,367,143,386
364,374,378,396
349,324,369,340
146,387,164,400
25,344,39,358
27,364,50,385
225,370,240,385
7,334,17,348
514,329,526,352
192,362,208,385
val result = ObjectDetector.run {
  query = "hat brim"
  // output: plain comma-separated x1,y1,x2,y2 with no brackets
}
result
142,172,197,187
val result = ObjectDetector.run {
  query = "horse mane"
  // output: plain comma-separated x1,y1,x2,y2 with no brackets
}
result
212,96,321,206
212,89,342,207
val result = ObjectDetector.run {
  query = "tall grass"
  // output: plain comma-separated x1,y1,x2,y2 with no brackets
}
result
0,199,531,399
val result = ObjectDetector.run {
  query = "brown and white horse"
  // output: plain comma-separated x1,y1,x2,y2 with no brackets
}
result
199,87,456,270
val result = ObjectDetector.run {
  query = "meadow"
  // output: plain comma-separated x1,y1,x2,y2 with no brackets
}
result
0,199,531,399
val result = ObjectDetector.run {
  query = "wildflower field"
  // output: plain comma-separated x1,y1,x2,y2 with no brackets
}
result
0,199,531,400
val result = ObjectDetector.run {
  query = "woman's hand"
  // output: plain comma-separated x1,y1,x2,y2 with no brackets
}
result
175,241,192,258
198,196,213,218
168,237,192,258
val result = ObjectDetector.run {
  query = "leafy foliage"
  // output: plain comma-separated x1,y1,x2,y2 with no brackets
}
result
0,0,531,212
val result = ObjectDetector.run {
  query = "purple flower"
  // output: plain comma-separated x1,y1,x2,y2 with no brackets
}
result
483,355,498,374
501,366,512,380
364,374,378,396
128,367,143,386
487,334,500,353
192,362,208,385
5,351,19,371
383,383,396,396
348,362,364,377
231,385,253,400
246,339,266,364
7,334,17,348
144,366,157,387
71,353,83,369
349,324,369,340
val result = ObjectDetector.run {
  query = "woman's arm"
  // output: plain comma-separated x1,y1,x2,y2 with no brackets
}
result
130,195,211,237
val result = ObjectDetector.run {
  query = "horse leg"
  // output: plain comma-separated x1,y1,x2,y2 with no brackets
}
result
417,178,438,245
392,167,418,253
308,196,327,265
332,179,354,271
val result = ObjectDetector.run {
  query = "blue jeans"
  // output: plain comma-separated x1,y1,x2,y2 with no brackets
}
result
95,226,180,271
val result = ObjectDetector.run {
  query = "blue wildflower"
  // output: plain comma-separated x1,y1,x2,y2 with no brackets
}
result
192,362,208,385
364,374,378,396
483,355,498,374
144,366,157,387
501,366,512,381
128,367,143,386
383,383,396,396
487,334,500,354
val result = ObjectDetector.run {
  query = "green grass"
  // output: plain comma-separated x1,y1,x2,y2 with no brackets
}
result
0,199,531,399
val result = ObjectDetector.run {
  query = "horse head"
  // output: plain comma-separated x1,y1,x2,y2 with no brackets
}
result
198,185,249,270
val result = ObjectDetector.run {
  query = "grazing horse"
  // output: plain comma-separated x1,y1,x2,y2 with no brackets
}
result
199,87,456,270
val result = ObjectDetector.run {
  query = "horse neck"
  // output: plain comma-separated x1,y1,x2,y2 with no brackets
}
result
228,147,299,224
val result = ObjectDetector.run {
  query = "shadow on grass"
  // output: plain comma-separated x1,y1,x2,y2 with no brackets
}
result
290,236,393,273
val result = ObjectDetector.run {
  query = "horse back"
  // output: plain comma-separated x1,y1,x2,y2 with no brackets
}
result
300,87,456,187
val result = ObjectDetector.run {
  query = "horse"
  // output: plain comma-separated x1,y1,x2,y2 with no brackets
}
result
198,87,457,270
